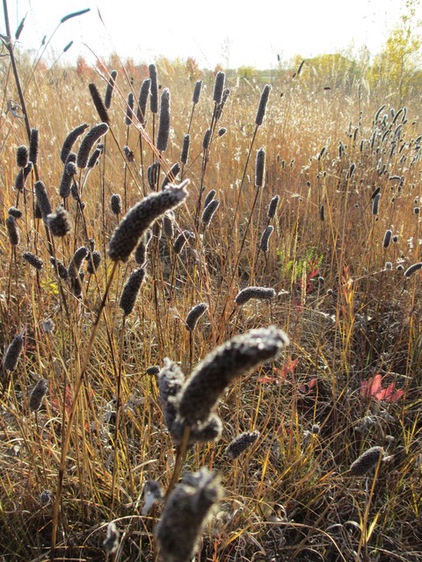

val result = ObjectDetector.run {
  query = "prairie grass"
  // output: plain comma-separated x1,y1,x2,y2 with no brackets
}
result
0,30,422,562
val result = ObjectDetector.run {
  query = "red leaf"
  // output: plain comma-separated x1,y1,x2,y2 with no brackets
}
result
361,375,404,403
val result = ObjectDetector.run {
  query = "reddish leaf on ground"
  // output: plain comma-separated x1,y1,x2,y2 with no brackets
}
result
361,374,404,403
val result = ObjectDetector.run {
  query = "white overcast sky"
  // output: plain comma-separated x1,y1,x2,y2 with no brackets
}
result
3,0,421,68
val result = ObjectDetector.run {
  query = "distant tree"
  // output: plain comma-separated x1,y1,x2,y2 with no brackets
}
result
368,0,421,105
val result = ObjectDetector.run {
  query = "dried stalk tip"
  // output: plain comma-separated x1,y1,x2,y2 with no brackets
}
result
177,326,289,427
29,379,48,412
156,468,223,562
235,286,276,305
226,430,260,459
109,181,189,262
350,446,384,476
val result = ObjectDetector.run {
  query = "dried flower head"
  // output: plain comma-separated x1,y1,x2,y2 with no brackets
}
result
34,181,52,222
192,80,202,105
185,302,208,331
3,332,24,371
88,83,109,123
137,78,151,125
142,480,163,515
181,134,190,164
259,225,274,252
104,69,118,109
8,207,22,219
173,229,194,254
77,123,109,169
350,446,384,476
68,246,88,279
213,71,225,104
134,230,152,265
16,145,29,168
156,468,223,562
203,189,217,209
235,286,276,305
177,326,289,427
108,182,189,262
60,123,89,163
149,64,158,114
226,430,260,459
23,252,43,271
6,216,20,246
201,199,220,227
157,88,171,152
47,206,71,237
29,128,39,165
404,262,422,278
255,84,271,127
162,163,181,189
86,250,101,274
267,195,280,219
29,378,48,412
119,267,146,316
110,193,122,215
255,147,266,188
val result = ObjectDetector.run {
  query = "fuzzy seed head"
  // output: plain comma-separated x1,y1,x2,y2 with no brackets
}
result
6,216,20,246
16,145,29,168
68,246,88,279
157,88,171,152
23,252,43,270
109,182,189,262
61,124,89,163
267,195,280,219
29,379,48,412
47,206,71,237
156,469,223,562
203,189,217,209
50,257,68,280
185,302,208,331
259,225,274,252
177,326,289,427
350,446,384,476
3,332,24,371
137,78,151,124
192,80,202,104
181,134,190,164
255,147,266,188
404,262,422,278
8,207,22,219
173,229,194,254
86,250,101,274
34,181,52,222
226,430,260,459
201,198,220,227
235,286,276,305
110,193,122,215
29,128,39,165
89,83,109,123
213,71,225,104
256,84,271,126
104,70,118,109
149,64,158,114
119,267,146,316
77,123,109,169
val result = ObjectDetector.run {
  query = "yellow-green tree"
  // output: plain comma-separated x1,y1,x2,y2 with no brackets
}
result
369,0,421,106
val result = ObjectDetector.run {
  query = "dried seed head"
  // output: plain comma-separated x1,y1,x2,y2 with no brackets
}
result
104,69,118,109
226,430,260,459
8,207,22,219
162,212,175,238
383,229,392,249
158,358,185,437
156,468,223,562
29,128,39,165
142,480,164,515
23,252,43,270
202,128,211,150
47,206,71,237
119,267,146,316
6,216,20,246
109,182,189,262
218,127,227,137
192,80,202,104
203,189,217,209
147,160,159,190
14,168,25,191
350,446,384,476
162,163,181,189
173,229,194,254
77,123,109,169
68,246,88,279
125,91,134,126
213,71,225,104
89,83,109,123
137,78,151,125
87,146,103,169
255,147,266,188
3,332,24,371
372,192,381,215
235,286,276,305
134,230,152,265
201,198,220,227
29,379,48,412
185,302,208,331
103,522,120,555
59,153,77,198
34,181,52,222
157,88,170,152
267,195,280,219
50,257,68,280
86,250,101,274
256,84,271,126
16,145,29,168
259,225,274,252
404,262,422,278
60,123,89,163
110,193,122,215
146,365,160,376
177,326,289,427
181,134,190,164
149,64,158,114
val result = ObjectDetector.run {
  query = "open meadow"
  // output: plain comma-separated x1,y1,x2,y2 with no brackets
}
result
0,14,422,562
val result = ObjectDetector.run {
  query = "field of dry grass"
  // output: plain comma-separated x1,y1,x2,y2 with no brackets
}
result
0,26,422,562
